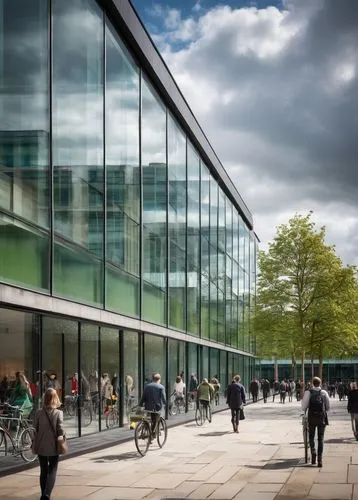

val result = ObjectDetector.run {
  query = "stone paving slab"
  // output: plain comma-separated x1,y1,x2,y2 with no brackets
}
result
1,398,357,500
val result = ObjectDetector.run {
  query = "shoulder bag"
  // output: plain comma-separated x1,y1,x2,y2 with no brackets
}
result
44,409,68,455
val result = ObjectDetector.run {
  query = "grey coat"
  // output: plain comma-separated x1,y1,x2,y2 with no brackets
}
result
34,408,64,457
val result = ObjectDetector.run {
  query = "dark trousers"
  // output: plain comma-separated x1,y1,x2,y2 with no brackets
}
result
150,412,160,434
38,455,59,498
231,408,240,427
308,422,325,457
252,393,258,402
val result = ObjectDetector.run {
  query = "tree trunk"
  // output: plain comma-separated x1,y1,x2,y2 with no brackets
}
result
273,355,278,381
301,351,305,391
311,353,314,381
318,343,324,381
291,354,296,379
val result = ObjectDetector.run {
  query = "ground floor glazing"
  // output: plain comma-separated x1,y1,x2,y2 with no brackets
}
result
0,305,254,439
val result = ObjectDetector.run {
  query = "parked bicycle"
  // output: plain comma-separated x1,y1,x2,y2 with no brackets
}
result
195,401,212,426
63,393,92,426
133,409,167,456
105,396,120,429
301,411,308,463
0,404,36,463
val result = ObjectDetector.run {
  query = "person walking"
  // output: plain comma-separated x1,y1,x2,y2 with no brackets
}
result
139,373,166,437
272,379,280,402
279,380,287,404
249,377,259,403
33,387,65,500
262,379,270,403
347,382,358,439
226,375,246,433
301,376,330,468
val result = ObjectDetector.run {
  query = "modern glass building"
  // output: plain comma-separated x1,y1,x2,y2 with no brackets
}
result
0,0,258,437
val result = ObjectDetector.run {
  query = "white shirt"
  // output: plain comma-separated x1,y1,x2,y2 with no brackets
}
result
301,386,330,412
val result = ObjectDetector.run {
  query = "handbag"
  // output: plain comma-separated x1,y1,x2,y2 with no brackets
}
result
239,407,245,420
44,409,68,455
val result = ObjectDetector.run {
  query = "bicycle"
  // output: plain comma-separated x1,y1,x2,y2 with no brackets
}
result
195,401,212,426
301,411,308,463
169,392,185,416
105,396,120,429
63,394,92,426
0,405,37,463
134,409,167,456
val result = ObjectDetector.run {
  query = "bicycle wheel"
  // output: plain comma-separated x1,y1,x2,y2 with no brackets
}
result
106,408,119,429
303,422,308,463
82,405,92,427
0,429,7,456
67,401,76,418
157,417,167,448
134,420,151,456
169,403,177,416
207,405,212,423
19,428,37,463
195,407,203,426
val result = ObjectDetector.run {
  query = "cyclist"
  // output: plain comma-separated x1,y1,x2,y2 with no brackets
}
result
301,376,330,468
197,378,214,421
139,373,166,438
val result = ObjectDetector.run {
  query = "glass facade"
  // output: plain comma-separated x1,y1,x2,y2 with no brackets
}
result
0,0,257,440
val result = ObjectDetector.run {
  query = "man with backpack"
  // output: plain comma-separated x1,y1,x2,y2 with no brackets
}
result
301,377,330,468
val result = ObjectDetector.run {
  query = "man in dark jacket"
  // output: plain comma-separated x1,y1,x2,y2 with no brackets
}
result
140,373,166,436
249,378,259,403
262,379,270,403
226,375,246,433
347,382,358,439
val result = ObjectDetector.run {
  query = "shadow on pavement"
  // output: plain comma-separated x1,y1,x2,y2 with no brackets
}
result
325,437,356,444
246,458,301,470
91,451,139,463
197,431,231,437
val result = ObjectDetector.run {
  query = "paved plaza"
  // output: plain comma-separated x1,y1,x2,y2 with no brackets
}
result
0,397,357,500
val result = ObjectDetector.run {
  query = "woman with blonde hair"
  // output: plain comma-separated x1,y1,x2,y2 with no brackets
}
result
33,387,65,500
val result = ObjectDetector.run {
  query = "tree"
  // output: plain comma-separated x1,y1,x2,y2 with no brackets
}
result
255,212,358,385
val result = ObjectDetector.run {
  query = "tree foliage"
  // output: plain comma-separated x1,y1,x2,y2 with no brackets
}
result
255,213,358,381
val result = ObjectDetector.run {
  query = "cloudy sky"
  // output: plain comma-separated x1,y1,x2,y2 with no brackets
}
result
132,0,358,265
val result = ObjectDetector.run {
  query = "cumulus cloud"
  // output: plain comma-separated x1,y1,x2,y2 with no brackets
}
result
146,0,358,265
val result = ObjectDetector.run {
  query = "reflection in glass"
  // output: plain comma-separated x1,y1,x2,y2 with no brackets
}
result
220,350,228,392
80,323,99,434
187,144,200,336
123,331,139,424
200,164,210,339
0,213,49,290
101,327,120,429
106,21,140,317
42,316,79,438
0,0,49,228
52,0,103,305
144,334,165,389
142,78,167,324
217,190,226,344
209,176,218,342
168,115,186,330
201,346,209,380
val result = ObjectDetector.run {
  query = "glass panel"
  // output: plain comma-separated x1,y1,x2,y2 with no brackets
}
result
187,144,200,337
54,239,102,305
53,0,104,306
200,164,210,339
80,324,99,434
105,21,140,317
188,343,198,400
0,308,40,418
42,316,79,438
219,350,228,393
168,339,186,418
106,265,139,317
201,346,209,381
142,78,167,324
144,334,165,389
168,115,186,330
101,327,120,429
0,0,49,228
0,213,49,291
123,331,139,424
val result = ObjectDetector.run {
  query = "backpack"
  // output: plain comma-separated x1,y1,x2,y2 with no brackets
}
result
308,389,325,424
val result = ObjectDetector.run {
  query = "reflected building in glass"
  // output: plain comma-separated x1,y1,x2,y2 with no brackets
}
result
0,0,259,438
